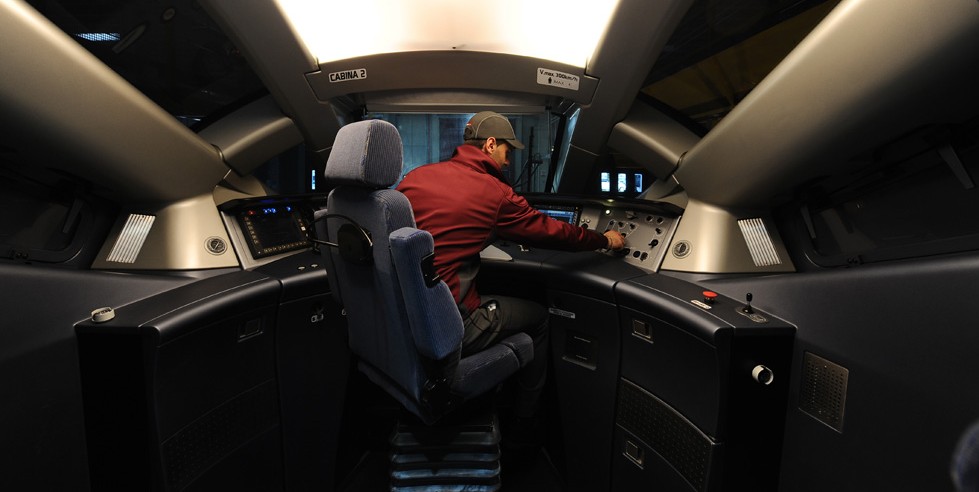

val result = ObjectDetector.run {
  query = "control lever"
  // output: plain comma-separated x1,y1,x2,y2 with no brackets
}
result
735,292,768,323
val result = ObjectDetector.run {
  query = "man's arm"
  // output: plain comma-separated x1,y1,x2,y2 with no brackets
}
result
495,190,628,252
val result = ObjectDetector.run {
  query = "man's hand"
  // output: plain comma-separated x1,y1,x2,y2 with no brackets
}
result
604,230,626,250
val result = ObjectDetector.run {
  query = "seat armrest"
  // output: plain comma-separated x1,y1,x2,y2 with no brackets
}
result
498,332,534,367
390,227,464,360
451,332,534,401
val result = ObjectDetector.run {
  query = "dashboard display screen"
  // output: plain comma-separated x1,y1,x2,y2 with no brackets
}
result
237,206,310,258
537,205,580,225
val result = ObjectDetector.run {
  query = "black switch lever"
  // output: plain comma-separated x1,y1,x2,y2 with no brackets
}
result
742,293,754,314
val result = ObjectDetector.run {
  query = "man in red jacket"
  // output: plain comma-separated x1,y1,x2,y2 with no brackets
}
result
397,111,625,425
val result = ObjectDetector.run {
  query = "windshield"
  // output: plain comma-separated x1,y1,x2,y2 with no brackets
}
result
367,112,563,194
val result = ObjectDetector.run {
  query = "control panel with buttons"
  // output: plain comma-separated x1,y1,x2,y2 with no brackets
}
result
530,196,680,272
581,205,679,272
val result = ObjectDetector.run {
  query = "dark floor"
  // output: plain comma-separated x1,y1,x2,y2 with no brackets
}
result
335,368,567,491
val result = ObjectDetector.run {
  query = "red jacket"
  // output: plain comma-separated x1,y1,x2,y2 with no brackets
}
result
397,144,608,314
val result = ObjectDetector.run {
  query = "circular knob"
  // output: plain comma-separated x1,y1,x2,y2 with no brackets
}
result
752,365,774,385
91,307,115,323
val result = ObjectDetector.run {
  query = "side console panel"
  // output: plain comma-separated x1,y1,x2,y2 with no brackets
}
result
696,251,979,491
612,275,794,492
76,271,284,492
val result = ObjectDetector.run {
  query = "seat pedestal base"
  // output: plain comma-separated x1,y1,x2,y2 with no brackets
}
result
389,411,502,491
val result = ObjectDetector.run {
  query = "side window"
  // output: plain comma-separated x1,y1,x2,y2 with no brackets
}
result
788,122,979,266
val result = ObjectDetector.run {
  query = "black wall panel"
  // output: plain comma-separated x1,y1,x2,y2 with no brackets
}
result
691,252,979,491
0,262,193,491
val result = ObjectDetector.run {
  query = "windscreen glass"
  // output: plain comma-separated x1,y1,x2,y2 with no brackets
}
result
367,112,563,194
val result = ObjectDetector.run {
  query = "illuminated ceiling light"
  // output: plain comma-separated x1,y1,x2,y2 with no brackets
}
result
276,0,620,68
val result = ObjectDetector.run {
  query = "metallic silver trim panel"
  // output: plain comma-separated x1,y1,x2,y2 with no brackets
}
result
661,200,794,273
93,194,238,270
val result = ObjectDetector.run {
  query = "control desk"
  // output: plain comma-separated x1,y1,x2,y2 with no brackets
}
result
527,195,682,272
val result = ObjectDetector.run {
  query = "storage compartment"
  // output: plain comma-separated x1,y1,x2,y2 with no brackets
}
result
619,307,724,436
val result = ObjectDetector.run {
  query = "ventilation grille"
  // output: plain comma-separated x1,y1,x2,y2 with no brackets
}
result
737,217,781,267
799,352,849,432
106,213,155,263
161,379,279,491
617,378,714,492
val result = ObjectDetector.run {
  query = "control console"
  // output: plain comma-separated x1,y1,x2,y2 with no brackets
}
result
529,195,681,272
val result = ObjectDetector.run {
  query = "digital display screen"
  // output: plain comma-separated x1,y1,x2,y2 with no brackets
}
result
599,169,648,195
237,205,310,259
537,205,580,225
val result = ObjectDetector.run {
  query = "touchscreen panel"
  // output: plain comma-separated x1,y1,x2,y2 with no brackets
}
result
237,205,310,259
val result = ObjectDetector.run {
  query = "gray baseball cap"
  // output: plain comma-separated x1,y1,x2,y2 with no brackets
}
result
464,111,525,149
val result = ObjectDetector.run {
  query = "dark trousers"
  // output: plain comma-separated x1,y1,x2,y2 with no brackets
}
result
462,295,548,419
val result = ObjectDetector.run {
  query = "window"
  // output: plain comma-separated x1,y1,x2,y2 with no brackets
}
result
252,144,319,195
789,120,979,266
367,112,563,193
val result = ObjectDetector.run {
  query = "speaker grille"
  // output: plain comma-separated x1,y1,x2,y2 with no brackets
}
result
161,379,279,491
617,378,714,492
799,352,848,432
106,213,155,263
737,217,781,267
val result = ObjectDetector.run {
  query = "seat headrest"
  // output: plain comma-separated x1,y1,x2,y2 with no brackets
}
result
324,119,403,188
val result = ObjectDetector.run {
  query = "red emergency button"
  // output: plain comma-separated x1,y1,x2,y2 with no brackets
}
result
702,290,718,304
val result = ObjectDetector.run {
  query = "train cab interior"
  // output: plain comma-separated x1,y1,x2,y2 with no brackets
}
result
3,0,979,490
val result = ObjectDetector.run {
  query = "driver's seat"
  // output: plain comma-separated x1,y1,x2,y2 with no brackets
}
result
313,119,534,489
